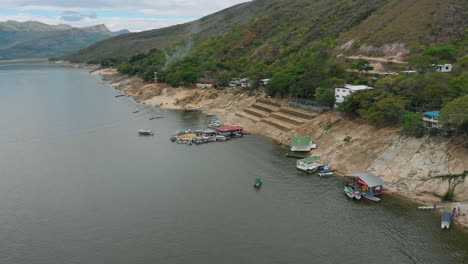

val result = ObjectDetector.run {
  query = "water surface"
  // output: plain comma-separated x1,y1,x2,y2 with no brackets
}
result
0,61,466,264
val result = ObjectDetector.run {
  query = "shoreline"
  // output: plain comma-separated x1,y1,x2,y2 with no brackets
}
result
0,58,49,63
91,67,468,231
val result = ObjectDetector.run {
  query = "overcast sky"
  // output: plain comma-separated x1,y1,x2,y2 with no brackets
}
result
0,0,249,32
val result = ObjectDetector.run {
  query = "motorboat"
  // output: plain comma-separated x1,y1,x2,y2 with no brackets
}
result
318,170,333,177
138,129,154,135
320,163,331,171
417,205,444,210
344,186,355,199
254,178,263,189
362,191,381,202
215,135,227,141
353,190,362,200
441,212,452,230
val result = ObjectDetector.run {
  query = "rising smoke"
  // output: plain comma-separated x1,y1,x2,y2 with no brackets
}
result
163,20,201,69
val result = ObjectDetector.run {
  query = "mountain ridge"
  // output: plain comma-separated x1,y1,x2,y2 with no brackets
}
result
60,0,467,64
0,21,118,60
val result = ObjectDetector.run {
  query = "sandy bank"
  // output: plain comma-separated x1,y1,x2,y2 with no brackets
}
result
95,68,468,231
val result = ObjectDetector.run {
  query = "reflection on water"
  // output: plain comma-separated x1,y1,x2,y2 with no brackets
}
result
0,62,466,264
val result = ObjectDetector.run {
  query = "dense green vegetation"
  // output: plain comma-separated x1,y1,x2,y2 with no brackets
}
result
61,0,467,136
102,49,166,82
337,44,467,134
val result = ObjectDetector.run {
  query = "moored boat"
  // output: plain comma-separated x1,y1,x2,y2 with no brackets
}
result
344,186,355,199
441,211,452,230
418,205,444,210
362,191,381,202
138,129,154,135
318,170,333,177
353,190,362,200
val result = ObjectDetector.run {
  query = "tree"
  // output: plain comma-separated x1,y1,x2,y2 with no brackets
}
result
351,60,374,72
314,87,335,108
422,44,456,62
440,95,468,134
400,113,425,137
358,95,409,125
407,55,436,73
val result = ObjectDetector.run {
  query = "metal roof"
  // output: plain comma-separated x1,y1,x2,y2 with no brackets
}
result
424,111,440,117
298,156,321,163
291,136,312,147
344,172,384,187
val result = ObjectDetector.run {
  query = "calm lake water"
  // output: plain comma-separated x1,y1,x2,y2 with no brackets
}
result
0,61,466,264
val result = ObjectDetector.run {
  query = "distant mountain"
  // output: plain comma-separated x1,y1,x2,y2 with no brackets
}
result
113,29,130,35
0,21,116,60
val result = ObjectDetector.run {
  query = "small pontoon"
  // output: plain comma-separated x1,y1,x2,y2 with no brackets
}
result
296,157,322,174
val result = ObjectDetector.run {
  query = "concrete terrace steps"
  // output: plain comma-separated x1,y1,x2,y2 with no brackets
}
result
244,107,269,118
235,112,262,122
251,102,279,113
260,118,294,131
279,107,318,119
269,112,305,126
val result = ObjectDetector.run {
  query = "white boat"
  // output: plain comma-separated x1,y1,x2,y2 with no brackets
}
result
441,212,451,230
215,135,227,141
296,157,322,173
318,169,333,177
208,122,222,128
417,205,444,210
138,129,154,135
353,190,362,200
344,186,355,199
362,191,381,202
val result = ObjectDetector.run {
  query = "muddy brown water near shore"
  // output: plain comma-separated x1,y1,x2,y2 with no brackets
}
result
0,61,466,263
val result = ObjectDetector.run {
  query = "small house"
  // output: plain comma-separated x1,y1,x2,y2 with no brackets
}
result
435,64,452,73
290,136,316,152
260,79,271,86
335,84,374,108
229,78,242,88
240,78,251,88
423,111,440,129
196,79,217,88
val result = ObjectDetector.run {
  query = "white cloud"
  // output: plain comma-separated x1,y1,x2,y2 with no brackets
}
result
0,0,250,31
0,13,193,32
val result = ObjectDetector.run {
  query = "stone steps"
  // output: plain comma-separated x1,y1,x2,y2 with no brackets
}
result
269,112,305,126
244,107,269,118
279,107,318,119
251,102,279,113
236,112,261,122
256,99,282,107
260,118,293,131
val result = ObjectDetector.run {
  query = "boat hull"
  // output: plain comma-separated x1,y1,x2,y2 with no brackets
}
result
344,186,355,199
362,192,381,202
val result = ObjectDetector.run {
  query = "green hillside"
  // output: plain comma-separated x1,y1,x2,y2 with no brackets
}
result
59,0,467,134
0,21,117,60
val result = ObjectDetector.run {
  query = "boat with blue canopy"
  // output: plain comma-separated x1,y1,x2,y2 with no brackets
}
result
441,212,452,230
